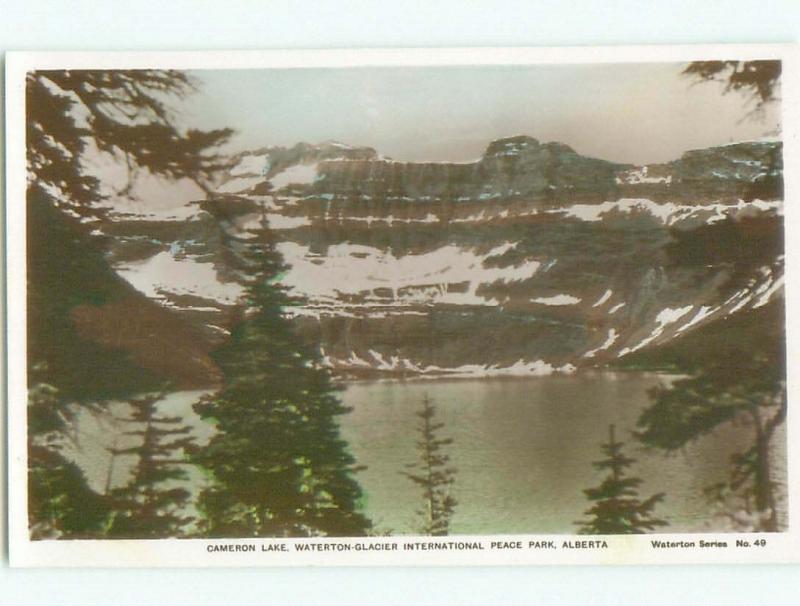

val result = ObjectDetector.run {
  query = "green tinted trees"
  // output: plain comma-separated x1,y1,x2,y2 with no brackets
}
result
402,396,457,536
107,394,196,538
192,222,371,538
27,379,110,539
577,424,667,535
26,69,232,538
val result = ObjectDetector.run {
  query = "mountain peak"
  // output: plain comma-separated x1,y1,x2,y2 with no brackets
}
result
484,135,541,157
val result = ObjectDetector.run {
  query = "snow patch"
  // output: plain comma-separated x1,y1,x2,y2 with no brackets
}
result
608,302,626,315
584,329,619,358
554,199,678,224
270,163,320,189
110,203,204,222
549,198,782,226
332,213,440,226
677,306,717,333
232,211,311,233
284,305,429,320
265,214,311,230
617,305,694,357
446,198,780,227
530,294,582,306
277,241,540,308
753,275,784,309
231,154,269,176
217,175,265,194
616,166,673,185
728,293,754,315
654,306,695,326
592,289,613,308
117,251,245,307
81,142,206,212
332,354,577,378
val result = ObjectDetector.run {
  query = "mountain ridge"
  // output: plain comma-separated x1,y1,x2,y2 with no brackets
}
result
88,135,784,381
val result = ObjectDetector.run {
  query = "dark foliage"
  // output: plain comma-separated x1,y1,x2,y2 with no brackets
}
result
27,70,233,221
684,61,781,109
26,70,232,392
576,425,667,535
26,69,232,539
664,215,783,296
192,219,371,538
27,190,166,400
27,381,111,539
106,394,195,538
629,195,786,530
636,328,785,530
402,396,457,536
28,448,111,539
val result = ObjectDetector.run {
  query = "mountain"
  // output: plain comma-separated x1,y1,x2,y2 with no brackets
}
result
27,190,222,397
95,136,784,380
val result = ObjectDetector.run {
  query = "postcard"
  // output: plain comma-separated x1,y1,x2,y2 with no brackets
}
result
6,45,799,566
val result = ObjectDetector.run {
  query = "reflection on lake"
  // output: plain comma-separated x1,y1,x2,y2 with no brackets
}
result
65,372,786,536
339,372,786,534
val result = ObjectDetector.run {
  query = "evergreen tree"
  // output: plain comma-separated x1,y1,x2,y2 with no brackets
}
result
27,378,111,539
630,60,786,532
576,424,667,535
683,60,781,112
637,346,785,531
402,395,457,536
27,70,233,221
192,219,371,538
25,69,233,538
106,394,195,538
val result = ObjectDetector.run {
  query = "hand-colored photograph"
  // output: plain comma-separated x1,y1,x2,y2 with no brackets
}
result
19,55,786,544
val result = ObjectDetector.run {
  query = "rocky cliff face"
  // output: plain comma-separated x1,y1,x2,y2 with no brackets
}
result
99,136,785,381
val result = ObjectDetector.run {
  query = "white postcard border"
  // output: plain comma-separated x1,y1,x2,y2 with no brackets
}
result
6,44,800,567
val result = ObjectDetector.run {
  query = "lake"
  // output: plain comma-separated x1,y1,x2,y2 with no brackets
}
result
338,372,786,535
68,372,786,536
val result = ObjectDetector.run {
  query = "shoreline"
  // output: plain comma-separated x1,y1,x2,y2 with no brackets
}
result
333,365,683,386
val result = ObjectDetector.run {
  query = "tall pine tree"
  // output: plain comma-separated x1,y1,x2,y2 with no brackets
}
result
106,394,195,538
192,216,370,538
576,424,667,535
402,395,457,536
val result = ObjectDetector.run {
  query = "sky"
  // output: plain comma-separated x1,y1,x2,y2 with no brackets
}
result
183,63,780,165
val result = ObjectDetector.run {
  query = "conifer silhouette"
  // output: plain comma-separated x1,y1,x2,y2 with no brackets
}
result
576,424,667,534
402,396,457,536
192,217,370,538
25,69,231,538
107,394,195,538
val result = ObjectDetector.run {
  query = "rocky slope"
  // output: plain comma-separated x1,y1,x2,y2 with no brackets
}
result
98,136,785,380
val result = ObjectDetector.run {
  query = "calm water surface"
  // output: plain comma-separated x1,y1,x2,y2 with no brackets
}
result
70,374,785,535
338,372,783,535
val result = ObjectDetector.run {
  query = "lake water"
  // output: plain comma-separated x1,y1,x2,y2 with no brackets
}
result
67,372,786,536
338,372,786,535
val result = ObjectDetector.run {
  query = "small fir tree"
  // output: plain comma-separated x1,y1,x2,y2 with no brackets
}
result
25,69,232,537
576,424,667,534
27,378,110,539
192,219,370,538
402,396,457,536
106,394,195,538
